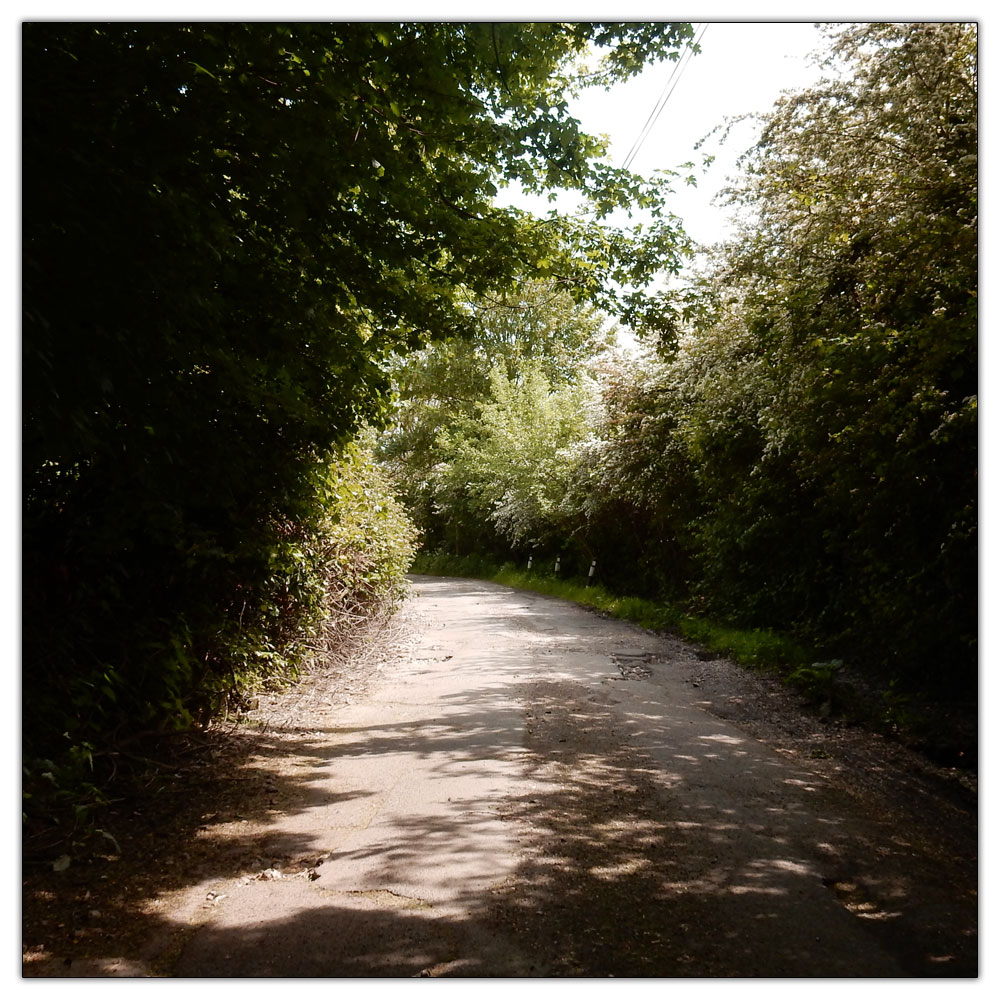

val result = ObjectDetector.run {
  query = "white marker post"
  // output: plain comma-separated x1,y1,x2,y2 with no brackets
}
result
587,559,597,587
554,557,560,575
527,556,533,571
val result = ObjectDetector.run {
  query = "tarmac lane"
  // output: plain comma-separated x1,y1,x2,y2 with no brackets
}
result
169,575,975,978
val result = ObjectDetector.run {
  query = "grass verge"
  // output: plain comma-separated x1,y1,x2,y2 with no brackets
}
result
410,551,812,674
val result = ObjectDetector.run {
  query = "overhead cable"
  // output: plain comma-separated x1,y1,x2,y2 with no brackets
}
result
620,22,709,172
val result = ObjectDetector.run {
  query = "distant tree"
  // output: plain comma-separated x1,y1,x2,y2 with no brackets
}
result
565,352,702,597
381,279,617,543
432,360,598,551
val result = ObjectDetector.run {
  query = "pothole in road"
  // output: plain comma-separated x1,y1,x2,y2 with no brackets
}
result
612,650,659,680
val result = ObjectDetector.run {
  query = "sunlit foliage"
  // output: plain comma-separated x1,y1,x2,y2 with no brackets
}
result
22,22,695,754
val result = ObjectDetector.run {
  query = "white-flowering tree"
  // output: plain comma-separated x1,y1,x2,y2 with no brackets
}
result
437,361,599,548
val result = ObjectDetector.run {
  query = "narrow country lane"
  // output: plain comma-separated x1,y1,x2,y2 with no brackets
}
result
22,574,977,978
159,576,977,977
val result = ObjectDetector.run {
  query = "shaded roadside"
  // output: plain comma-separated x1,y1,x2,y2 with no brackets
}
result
22,576,977,977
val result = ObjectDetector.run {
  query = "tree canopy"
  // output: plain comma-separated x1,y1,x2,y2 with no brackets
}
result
22,22,697,754
696,22,978,680
402,22,978,702
380,279,613,557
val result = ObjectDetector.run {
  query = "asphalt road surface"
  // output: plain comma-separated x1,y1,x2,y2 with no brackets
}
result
168,575,976,978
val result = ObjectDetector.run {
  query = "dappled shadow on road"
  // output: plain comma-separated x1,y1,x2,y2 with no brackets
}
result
23,580,977,977
183,668,971,975
482,680,895,977
172,888,545,977
21,720,394,975
507,673,974,977
22,585,542,976
22,611,422,976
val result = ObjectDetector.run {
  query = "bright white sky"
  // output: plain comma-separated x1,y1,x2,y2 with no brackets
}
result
492,21,827,248
490,22,830,335
566,21,828,247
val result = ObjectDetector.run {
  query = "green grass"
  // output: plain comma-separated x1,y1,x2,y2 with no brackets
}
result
410,551,812,675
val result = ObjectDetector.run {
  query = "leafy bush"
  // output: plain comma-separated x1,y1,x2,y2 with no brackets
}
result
308,443,419,659
24,444,416,763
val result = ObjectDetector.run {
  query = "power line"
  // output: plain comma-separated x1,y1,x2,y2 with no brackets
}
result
620,22,709,173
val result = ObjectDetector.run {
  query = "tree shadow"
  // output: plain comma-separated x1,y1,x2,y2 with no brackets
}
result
23,581,977,978
138,668,976,977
